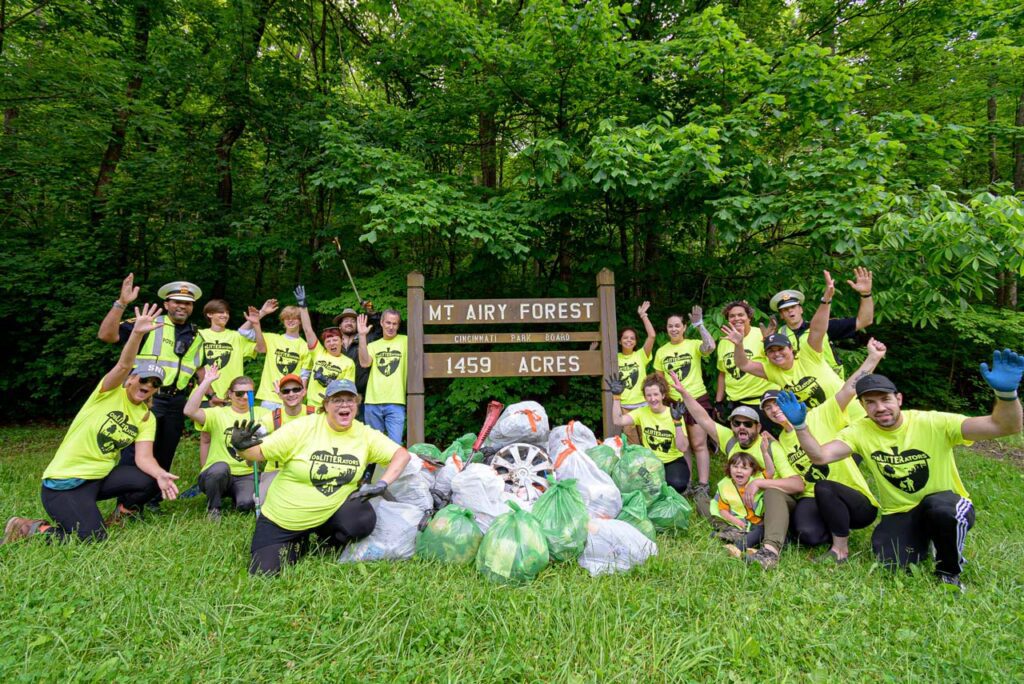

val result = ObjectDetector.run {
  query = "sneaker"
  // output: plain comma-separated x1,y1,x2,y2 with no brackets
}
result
813,549,847,565
207,508,222,522
2,517,47,545
724,543,746,559
744,546,780,570
715,527,744,544
938,573,965,593
691,483,712,521
179,484,202,499
104,504,141,528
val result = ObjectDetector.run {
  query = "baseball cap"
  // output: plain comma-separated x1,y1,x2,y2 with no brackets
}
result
728,405,760,423
855,374,899,398
324,379,358,398
131,360,165,382
769,289,804,312
279,373,303,388
157,281,202,302
763,333,792,349
332,308,359,326
760,389,781,407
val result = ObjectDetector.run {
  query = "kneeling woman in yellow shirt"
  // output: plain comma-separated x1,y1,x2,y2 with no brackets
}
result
230,378,411,575
3,304,180,545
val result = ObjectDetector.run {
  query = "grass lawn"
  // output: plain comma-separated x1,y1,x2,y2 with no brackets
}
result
2,424,1023,682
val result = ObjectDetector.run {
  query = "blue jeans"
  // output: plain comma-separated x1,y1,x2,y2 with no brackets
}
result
364,403,406,444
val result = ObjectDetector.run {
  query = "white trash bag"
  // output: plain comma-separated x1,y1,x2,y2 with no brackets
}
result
388,454,435,512
433,453,467,498
486,401,550,448
551,423,621,519
578,518,658,576
339,500,422,563
451,463,510,533
602,435,625,458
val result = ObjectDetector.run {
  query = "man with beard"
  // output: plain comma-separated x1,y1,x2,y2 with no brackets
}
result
98,275,203,513
777,349,1024,590
670,371,805,570
770,266,875,378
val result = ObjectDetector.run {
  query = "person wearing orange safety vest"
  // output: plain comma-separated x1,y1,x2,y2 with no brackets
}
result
98,275,205,494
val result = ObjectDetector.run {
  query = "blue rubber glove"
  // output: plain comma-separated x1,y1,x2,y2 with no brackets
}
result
294,285,307,308
776,390,808,429
980,349,1024,397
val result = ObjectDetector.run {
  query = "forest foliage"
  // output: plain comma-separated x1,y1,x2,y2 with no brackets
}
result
2,0,1023,430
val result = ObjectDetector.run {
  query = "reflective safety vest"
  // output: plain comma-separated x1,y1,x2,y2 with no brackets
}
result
135,316,203,391
711,475,764,527
784,326,844,378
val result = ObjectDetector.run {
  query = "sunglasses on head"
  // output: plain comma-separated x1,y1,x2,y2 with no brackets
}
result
231,390,252,398
731,419,756,428
280,386,303,395
140,377,162,389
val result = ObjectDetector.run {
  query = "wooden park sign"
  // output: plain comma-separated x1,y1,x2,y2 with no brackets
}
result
406,269,618,444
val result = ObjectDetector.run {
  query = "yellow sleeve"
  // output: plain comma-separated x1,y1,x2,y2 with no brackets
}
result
652,347,665,373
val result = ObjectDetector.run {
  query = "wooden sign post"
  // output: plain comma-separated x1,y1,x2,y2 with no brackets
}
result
406,269,618,444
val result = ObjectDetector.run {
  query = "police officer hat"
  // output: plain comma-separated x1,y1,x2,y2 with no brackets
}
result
158,281,203,303
769,289,804,312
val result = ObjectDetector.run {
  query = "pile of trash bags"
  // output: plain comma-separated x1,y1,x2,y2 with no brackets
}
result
340,411,691,585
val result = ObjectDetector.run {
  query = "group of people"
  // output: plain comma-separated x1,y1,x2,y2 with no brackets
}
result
608,268,1023,590
3,269,1023,590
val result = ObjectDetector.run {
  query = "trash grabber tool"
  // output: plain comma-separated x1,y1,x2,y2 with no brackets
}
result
342,259,364,305
247,390,261,518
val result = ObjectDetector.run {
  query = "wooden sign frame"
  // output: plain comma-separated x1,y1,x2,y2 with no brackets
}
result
406,269,618,443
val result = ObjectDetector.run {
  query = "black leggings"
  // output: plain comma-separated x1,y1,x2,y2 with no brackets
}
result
872,490,975,577
249,496,377,576
814,480,878,538
663,457,691,495
39,466,158,542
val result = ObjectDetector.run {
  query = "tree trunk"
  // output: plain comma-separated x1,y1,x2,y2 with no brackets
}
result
988,94,998,183
91,2,151,231
1014,85,1024,191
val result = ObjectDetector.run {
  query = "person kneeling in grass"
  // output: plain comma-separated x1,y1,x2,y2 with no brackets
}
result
609,373,690,492
229,379,411,576
3,304,180,544
184,366,271,521
258,374,317,501
776,349,1024,590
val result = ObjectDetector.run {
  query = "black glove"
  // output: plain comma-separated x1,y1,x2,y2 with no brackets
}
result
230,419,263,451
313,369,330,387
430,488,450,511
356,480,388,501
294,285,307,308
604,373,625,396
671,403,687,422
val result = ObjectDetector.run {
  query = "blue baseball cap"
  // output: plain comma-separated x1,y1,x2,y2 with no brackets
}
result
324,379,359,398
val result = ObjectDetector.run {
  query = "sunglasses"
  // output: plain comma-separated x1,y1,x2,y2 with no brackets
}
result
731,420,756,428
280,387,303,395
231,390,252,398
140,378,162,389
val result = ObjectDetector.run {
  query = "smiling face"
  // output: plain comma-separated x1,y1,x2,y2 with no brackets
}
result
779,304,804,329
619,329,637,354
730,416,759,448
206,309,229,331
643,383,666,412
762,399,787,427
729,459,755,487
228,380,255,412
726,306,751,335
278,380,305,408
381,312,401,339
860,391,903,429
666,315,685,343
164,299,193,325
325,392,359,431
282,315,301,334
339,316,357,335
765,344,794,370
125,375,161,404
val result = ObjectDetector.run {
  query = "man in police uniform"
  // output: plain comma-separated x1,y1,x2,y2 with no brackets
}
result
770,267,876,377
98,274,204,486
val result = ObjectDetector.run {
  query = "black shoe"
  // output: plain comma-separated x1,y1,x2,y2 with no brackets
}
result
938,573,965,593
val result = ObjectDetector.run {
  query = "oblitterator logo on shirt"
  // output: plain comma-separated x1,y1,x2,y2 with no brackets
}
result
222,428,245,462
314,360,341,381
619,362,640,390
787,446,830,482
870,446,930,493
663,352,692,380
204,341,233,370
722,352,743,380
309,448,360,496
787,376,826,407
375,348,402,377
275,348,300,374
96,411,139,454
643,425,673,453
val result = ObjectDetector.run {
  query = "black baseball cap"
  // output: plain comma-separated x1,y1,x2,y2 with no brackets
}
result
760,389,781,407
763,333,792,349
855,374,899,398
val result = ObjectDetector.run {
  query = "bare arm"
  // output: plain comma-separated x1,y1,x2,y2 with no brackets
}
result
98,274,140,343
184,366,219,425
299,305,317,349
807,270,835,353
835,339,886,411
668,371,719,443
847,267,874,330
134,440,179,500
716,371,725,403
611,396,636,427
674,422,689,454
962,399,1023,441
793,427,854,465
722,324,766,378
100,304,162,392
378,447,412,484
638,301,656,357
719,507,746,530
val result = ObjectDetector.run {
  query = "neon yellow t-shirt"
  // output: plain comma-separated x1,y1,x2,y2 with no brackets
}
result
198,328,257,398
712,423,798,480
198,405,271,477
263,406,316,472
617,349,650,406
762,343,855,417
716,328,775,403
785,326,843,378
775,397,877,504
628,405,687,464
42,381,157,480
653,339,706,401
306,344,357,408
836,410,971,515
259,415,400,530
257,333,311,403
366,335,408,405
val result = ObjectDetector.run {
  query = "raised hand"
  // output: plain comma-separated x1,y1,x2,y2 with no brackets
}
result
866,338,887,361
980,349,1024,394
720,322,744,345
244,306,261,325
294,285,307,308
758,315,778,339
637,301,651,318
671,402,686,422
259,299,279,318
230,419,263,451
604,373,625,396
356,313,372,336
132,303,164,335
776,391,808,428
119,273,139,306
823,270,836,302
204,363,221,384
847,267,873,295
667,369,686,395
689,305,703,326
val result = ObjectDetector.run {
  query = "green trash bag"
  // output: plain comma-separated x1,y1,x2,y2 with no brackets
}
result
409,443,443,464
610,445,666,506
476,501,550,585
647,484,693,531
415,505,483,564
441,433,477,464
616,490,657,541
586,445,619,474
530,477,589,562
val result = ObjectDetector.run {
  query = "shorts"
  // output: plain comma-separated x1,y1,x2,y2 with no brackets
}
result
682,394,713,427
